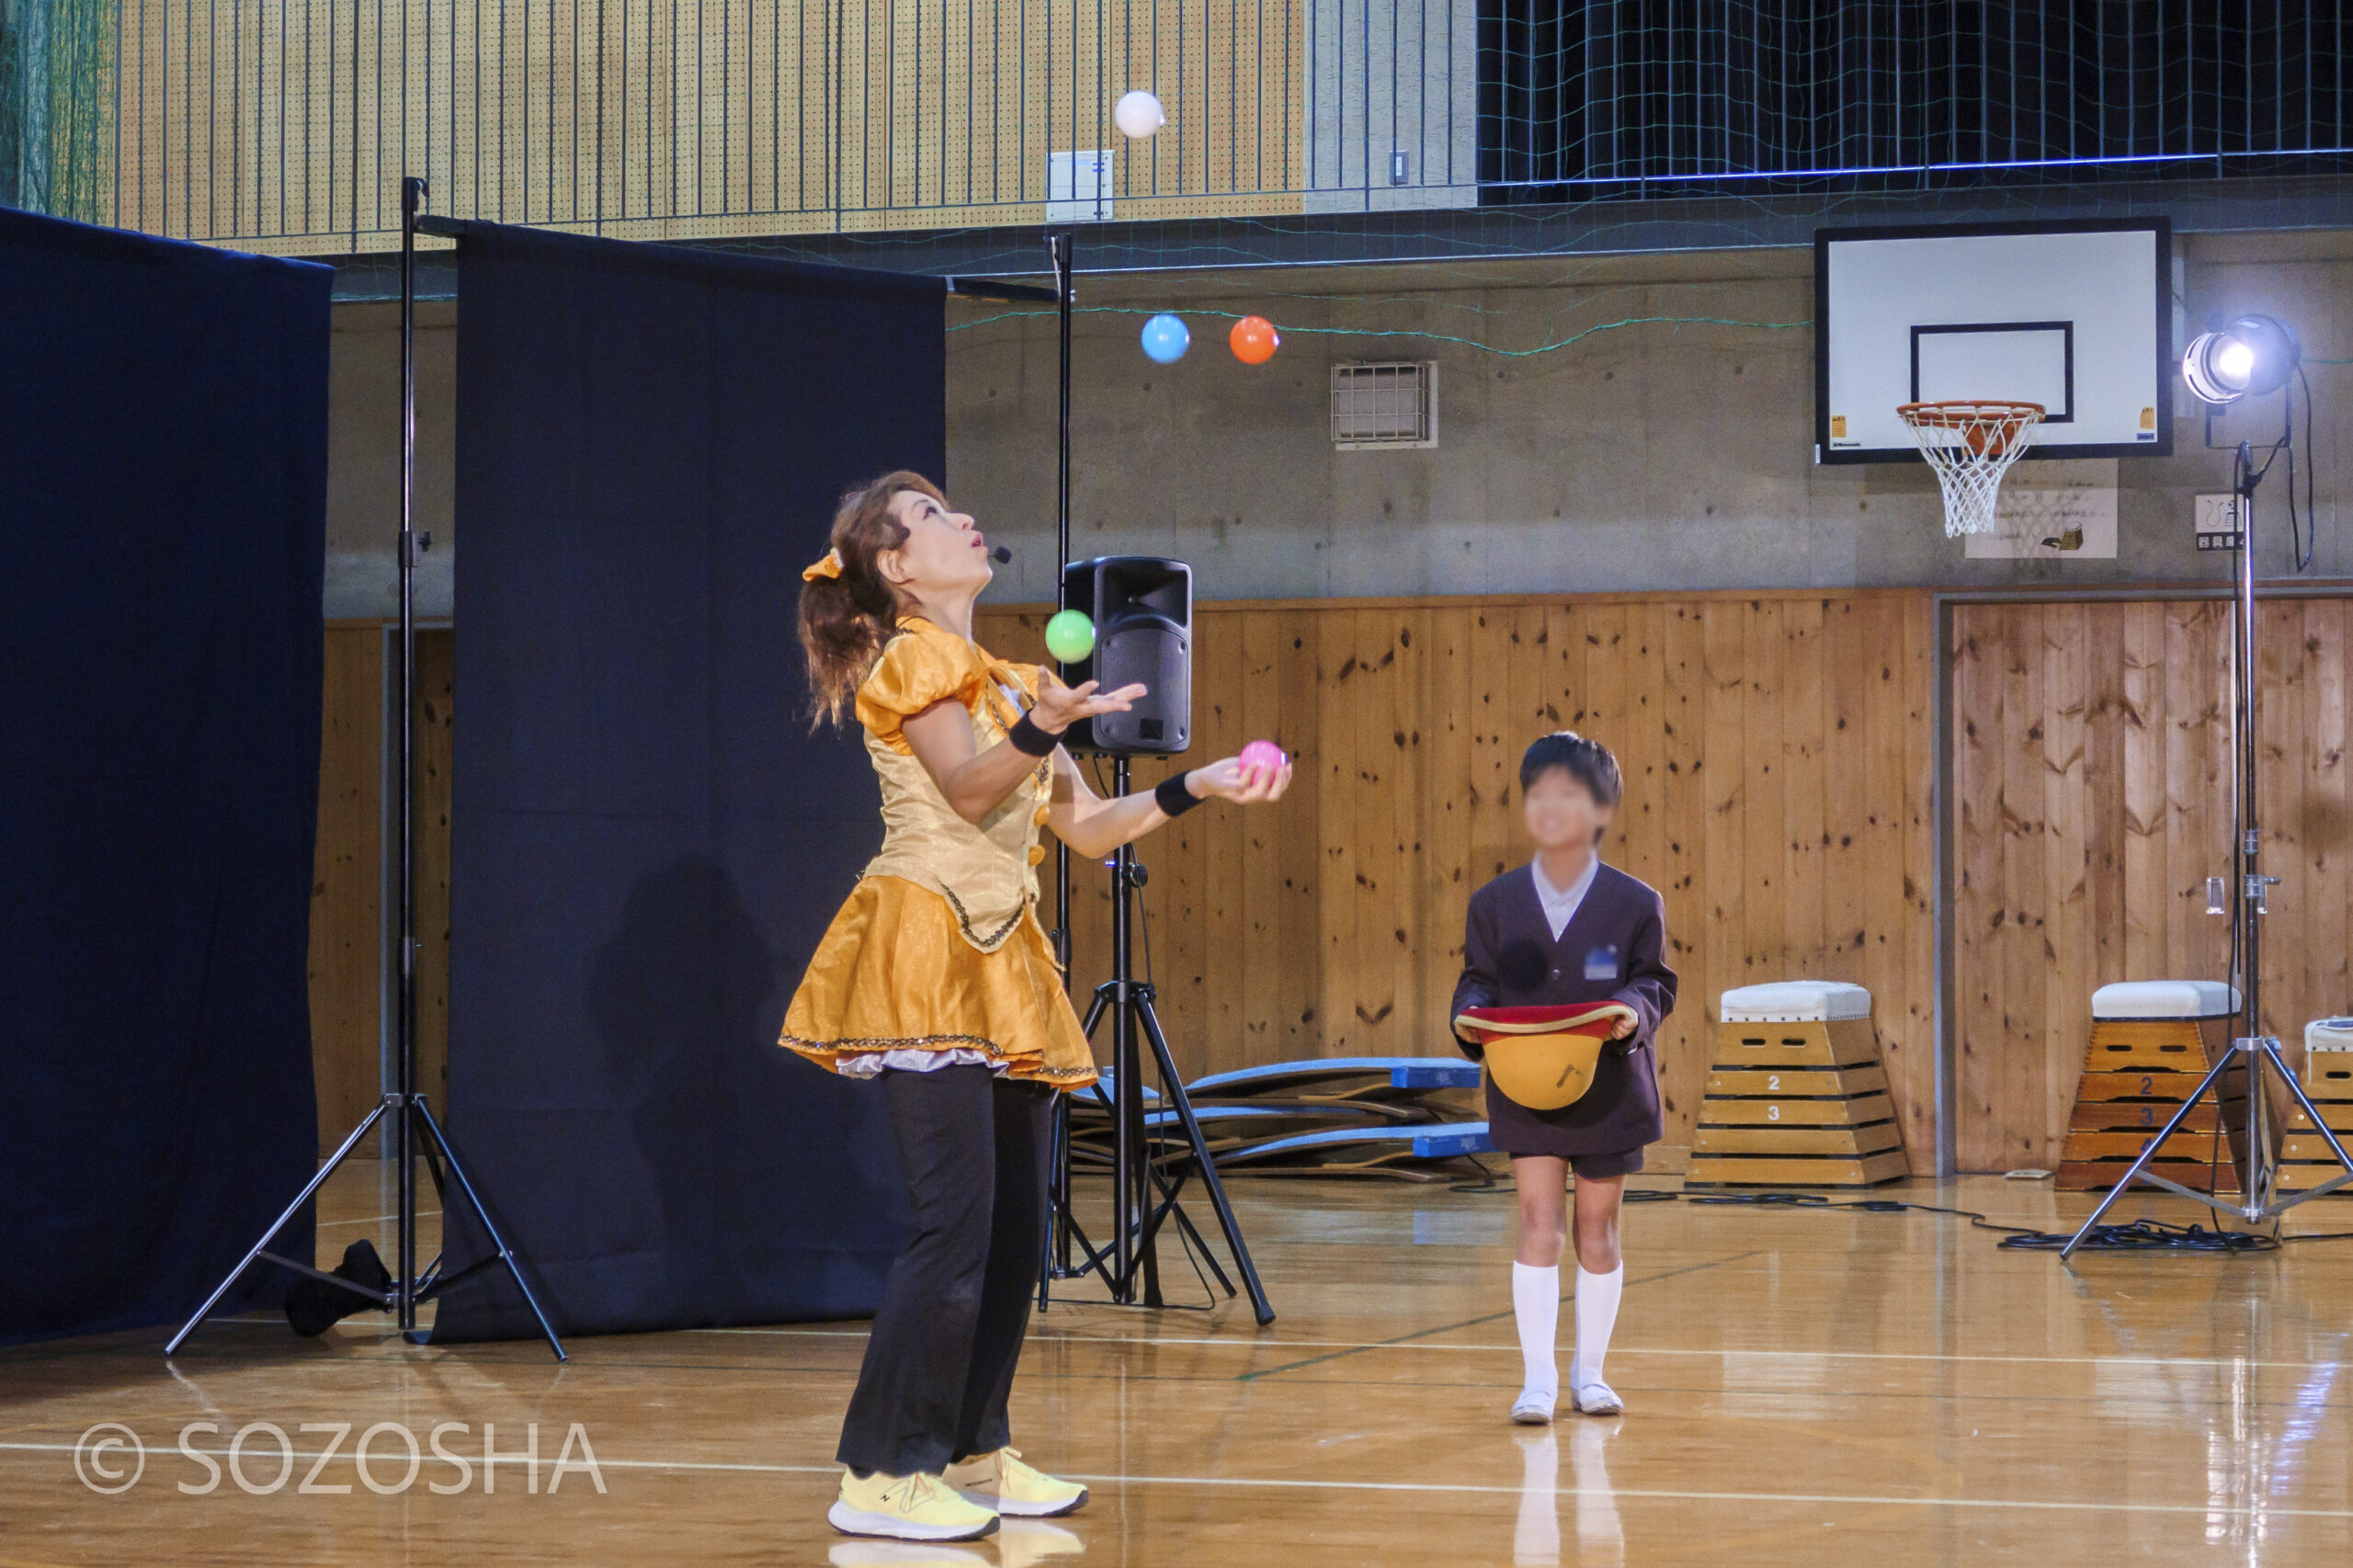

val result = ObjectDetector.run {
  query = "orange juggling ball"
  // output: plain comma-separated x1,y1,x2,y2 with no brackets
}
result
1229,314,1280,365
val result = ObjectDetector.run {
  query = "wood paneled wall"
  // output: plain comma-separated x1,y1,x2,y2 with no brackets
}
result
1951,597,2353,1172
981,592,1940,1165
301,591,2353,1175
310,626,386,1148
309,623,452,1153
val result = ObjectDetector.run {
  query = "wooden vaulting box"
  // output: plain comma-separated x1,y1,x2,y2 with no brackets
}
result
1687,982,1908,1188
2281,1018,2353,1196
2057,982,2246,1193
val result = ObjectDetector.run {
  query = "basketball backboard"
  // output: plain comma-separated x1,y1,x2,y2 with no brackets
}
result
1815,219,2173,463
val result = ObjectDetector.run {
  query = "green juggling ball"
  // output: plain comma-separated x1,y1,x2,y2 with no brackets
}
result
1044,609,1097,665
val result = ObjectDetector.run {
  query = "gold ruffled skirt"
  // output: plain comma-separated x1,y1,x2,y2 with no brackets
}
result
780,875,1099,1087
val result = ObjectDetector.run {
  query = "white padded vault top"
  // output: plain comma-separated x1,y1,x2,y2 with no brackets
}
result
2305,1018,2353,1054
2092,981,2238,1019
1720,982,1873,1022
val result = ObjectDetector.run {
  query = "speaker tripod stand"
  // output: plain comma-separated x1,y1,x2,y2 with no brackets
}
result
1040,758,1274,1324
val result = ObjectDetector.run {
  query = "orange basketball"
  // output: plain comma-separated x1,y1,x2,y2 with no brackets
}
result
1229,314,1279,365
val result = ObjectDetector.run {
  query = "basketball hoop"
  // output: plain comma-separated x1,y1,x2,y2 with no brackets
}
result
1896,400,2045,537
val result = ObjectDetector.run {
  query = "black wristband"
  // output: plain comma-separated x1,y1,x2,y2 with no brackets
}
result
1006,712,1058,756
1154,772,1204,818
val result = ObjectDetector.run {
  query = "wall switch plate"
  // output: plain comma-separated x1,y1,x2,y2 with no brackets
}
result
1046,149,1116,222
2197,493,2244,551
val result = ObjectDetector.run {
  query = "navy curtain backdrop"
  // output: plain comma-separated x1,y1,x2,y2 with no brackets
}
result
0,210,330,1346
434,223,943,1341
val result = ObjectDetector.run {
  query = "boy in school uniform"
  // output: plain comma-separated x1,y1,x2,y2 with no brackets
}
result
1450,732,1677,1422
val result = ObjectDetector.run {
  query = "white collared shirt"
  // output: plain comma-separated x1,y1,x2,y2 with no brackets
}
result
1530,853,1599,942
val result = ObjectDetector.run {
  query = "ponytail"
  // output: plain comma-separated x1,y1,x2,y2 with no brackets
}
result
798,471,946,726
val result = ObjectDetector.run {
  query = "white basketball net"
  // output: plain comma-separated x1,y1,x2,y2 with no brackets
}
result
1897,401,2045,538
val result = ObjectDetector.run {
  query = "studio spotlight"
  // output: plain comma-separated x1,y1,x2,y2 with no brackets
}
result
2182,312,2300,404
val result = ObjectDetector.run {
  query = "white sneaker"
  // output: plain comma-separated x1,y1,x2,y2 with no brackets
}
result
1571,1379,1623,1415
1511,1385,1557,1425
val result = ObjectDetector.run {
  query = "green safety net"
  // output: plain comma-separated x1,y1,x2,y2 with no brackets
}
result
1,0,116,222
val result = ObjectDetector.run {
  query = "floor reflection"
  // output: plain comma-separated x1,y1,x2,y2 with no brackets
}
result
826,1541,992,1565
17,1173,2353,1566
1511,1429,1557,1564
1572,1420,1626,1566
2202,1340,2345,1557
820,1514,1081,1566
1514,1419,1624,1567
2075,1270,2351,1558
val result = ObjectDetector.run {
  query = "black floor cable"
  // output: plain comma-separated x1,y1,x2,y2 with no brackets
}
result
1996,1218,2276,1254
1449,1153,1512,1193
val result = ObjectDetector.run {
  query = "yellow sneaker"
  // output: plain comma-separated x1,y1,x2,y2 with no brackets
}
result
829,1468,1000,1541
942,1448,1088,1517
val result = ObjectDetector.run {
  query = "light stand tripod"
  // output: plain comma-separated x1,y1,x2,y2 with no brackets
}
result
1039,230,1096,1305
939,237,1118,1313
168,178,566,1358
2063,431,2353,1256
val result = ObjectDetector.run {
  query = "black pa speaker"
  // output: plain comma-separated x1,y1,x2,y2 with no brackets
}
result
1058,556,1191,756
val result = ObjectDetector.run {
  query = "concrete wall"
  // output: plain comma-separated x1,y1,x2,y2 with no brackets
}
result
1303,0,1480,212
321,232,2353,617
949,233,2353,604
326,301,455,619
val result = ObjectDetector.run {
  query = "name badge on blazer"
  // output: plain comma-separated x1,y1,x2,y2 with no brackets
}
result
1584,944,1621,982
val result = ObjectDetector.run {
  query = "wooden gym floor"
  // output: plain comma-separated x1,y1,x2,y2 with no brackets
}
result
5,1163,2352,1565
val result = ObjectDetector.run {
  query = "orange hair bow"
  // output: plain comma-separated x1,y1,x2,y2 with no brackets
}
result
801,547,845,583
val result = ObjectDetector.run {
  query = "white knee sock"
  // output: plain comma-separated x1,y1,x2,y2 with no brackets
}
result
1570,1264,1623,1389
1512,1262,1560,1401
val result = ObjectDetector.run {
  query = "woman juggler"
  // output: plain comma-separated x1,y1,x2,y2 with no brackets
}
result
782,472,1291,1542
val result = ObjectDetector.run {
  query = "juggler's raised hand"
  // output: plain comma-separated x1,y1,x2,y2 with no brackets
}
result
1030,670,1146,734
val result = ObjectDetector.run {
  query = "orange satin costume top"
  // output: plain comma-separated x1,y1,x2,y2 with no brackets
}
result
778,617,1098,1086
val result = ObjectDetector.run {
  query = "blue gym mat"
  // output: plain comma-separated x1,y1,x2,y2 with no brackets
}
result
1074,1055,1493,1169
1187,1056,1484,1095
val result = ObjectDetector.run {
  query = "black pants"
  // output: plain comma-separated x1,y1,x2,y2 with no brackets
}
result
837,1065,1054,1477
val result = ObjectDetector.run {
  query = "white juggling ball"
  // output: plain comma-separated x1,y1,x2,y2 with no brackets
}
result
1114,90,1166,139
